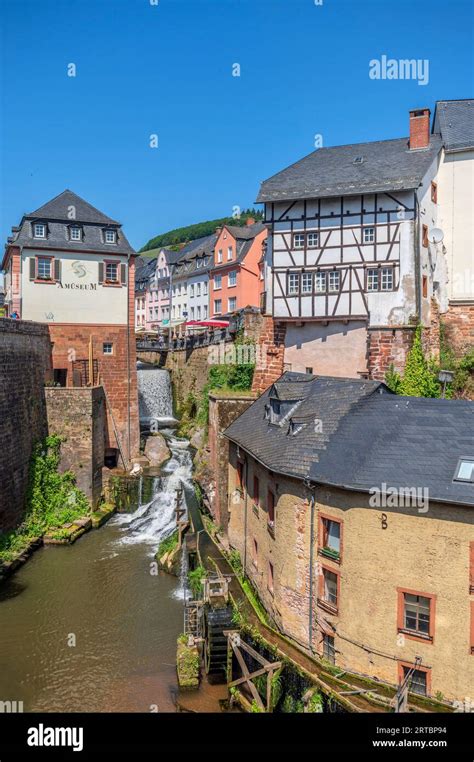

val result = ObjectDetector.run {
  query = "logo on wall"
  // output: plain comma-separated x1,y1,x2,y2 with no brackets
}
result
71,261,87,278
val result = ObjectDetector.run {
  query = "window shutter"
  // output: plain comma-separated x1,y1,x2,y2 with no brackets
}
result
29,257,36,280
54,259,61,281
120,263,127,285
98,262,104,284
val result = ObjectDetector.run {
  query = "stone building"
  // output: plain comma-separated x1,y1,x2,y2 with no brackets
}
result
256,99,473,386
224,372,474,702
2,189,139,464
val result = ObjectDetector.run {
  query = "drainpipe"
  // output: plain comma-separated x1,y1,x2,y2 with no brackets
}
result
414,190,422,322
243,455,249,574
304,477,316,652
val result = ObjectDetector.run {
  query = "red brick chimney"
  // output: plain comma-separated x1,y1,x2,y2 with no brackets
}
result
409,108,430,150
246,217,255,226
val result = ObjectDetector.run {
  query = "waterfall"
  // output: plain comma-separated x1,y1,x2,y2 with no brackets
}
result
112,434,193,556
137,363,177,429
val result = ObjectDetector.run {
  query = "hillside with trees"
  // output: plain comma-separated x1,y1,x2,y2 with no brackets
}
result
139,209,263,253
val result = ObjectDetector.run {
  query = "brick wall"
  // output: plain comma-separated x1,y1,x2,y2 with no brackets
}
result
45,387,105,508
208,393,256,534
0,319,51,531
367,327,416,380
48,323,139,461
252,317,286,393
442,302,474,357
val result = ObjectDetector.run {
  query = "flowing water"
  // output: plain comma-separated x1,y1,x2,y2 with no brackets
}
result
0,370,193,713
137,363,177,429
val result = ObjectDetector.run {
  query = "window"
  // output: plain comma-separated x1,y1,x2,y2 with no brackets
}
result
454,458,474,482
236,460,244,490
287,273,299,295
319,516,341,560
322,635,335,664
401,665,429,697
228,271,237,287
103,342,113,355
307,232,319,247
422,275,428,298
33,223,46,238
363,227,375,243
190,307,195,319
106,262,119,283
203,305,208,318
268,562,274,594
196,283,201,296
37,256,52,280
301,272,312,294
306,367,313,374
203,282,208,296
190,284,195,297
315,271,326,293
381,267,394,291
367,268,379,291
252,538,258,569
197,306,201,320
217,249,223,263
227,246,233,260
320,567,339,611
253,475,259,511
398,590,435,641
431,181,438,203
197,258,202,268
328,271,340,292
293,233,305,249
422,224,429,247
70,226,82,241
214,299,222,314
267,490,275,533
214,275,222,290
228,297,237,312
105,229,116,244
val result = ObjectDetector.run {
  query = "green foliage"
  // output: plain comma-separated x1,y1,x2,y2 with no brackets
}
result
208,363,255,392
280,694,304,713
307,691,323,713
139,210,263,252
384,363,402,393
0,435,90,563
250,699,263,713
157,529,178,559
397,326,440,397
188,565,206,598
437,322,474,398
228,549,243,576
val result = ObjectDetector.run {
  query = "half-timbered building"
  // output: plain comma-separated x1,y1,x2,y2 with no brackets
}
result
257,107,456,379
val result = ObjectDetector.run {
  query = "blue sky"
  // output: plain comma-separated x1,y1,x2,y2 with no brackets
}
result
0,0,473,253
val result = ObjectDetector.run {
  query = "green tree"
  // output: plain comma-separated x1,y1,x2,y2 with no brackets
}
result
397,326,440,398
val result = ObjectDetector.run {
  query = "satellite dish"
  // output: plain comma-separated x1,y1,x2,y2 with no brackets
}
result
429,228,444,244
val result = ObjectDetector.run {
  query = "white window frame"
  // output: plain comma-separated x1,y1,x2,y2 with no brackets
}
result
363,226,375,244
227,246,233,260
33,223,46,238
307,232,319,247
328,271,340,293
103,342,113,355
214,299,222,315
217,249,223,263
70,226,82,241
301,272,312,294
293,233,305,249
287,273,299,295
228,296,237,312
228,271,237,287
315,271,326,293
37,256,52,280
381,267,394,291
105,262,119,283
214,275,222,290
367,268,379,292
105,229,116,244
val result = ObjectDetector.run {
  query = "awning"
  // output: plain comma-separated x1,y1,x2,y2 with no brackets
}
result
186,319,229,328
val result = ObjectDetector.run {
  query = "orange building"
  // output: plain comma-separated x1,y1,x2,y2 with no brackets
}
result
209,220,266,317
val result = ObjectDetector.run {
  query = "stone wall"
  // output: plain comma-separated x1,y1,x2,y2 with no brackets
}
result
367,326,416,381
442,302,474,357
252,317,286,393
0,319,51,532
207,393,256,535
45,387,105,508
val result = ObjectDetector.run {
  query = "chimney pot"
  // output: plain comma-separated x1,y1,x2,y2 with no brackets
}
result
246,217,255,226
409,108,430,150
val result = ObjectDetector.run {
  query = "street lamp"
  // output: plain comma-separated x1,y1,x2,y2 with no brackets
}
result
438,369,454,398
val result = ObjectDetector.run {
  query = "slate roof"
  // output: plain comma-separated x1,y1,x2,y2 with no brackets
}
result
224,372,474,507
212,222,266,271
311,393,474,507
171,234,217,280
135,257,157,290
256,137,442,203
433,99,474,152
6,190,135,257
225,373,388,479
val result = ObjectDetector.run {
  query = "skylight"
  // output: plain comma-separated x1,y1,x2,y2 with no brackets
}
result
454,458,474,483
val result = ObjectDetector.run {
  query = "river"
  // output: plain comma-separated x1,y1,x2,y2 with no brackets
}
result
0,432,192,713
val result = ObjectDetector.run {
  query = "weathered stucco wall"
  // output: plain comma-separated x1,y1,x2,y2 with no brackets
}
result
284,321,368,377
0,319,51,532
45,387,106,508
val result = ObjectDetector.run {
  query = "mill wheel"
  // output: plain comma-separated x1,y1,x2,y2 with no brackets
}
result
203,605,233,684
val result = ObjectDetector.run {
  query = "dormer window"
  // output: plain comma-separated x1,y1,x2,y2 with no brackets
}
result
33,223,46,238
104,229,116,244
69,226,82,241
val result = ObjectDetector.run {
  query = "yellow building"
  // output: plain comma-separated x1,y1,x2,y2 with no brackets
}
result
225,373,474,703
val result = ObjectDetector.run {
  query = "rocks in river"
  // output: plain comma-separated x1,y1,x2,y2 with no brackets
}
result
144,433,171,466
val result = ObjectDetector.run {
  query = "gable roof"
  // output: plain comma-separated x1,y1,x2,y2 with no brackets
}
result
256,136,442,203
224,372,474,507
27,189,120,225
433,99,474,152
